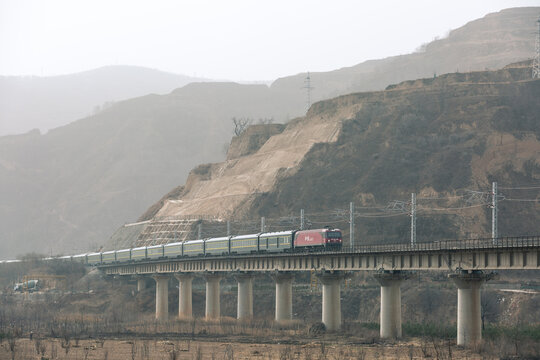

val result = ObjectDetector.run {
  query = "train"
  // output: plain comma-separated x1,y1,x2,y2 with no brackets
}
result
56,227,342,266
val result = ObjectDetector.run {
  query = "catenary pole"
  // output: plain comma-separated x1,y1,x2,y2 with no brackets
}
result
350,202,355,250
410,193,416,247
492,182,498,243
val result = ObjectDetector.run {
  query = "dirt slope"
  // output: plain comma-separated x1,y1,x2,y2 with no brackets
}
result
156,111,343,218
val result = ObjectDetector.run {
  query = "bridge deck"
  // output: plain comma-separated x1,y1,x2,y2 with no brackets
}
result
99,236,540,275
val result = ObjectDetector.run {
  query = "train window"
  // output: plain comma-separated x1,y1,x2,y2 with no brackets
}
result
327,231,341,238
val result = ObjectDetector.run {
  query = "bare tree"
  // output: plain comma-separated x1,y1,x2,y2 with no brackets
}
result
232,117,251,136
481,290,499,330
8,337,16,360
257,117,274,125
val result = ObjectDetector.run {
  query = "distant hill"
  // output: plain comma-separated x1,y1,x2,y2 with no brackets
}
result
0,65,208,135
0,82,296,257
270,7,539,105
0,7,538,259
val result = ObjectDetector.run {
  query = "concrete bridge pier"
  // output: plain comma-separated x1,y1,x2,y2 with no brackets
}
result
204,273,222,320
273,272,293,323
174,273,194,319
152,274,170,321
449,271,496,346
135,275,146,292
317,271,348,331
374,271,413,338
137,278,146,291
235,273,254,320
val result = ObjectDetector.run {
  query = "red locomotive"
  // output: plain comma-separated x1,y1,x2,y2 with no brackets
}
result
294,228,342,250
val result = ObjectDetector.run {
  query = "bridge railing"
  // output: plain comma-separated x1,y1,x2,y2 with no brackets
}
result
345,235,540,254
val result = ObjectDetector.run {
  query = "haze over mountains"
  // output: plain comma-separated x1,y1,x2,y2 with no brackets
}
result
0,66,208,135
272,7,539,103
0,7,538,259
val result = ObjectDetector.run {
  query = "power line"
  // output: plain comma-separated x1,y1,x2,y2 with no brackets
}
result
354,212,408,218
502,198,540,202
419,203,490,212
416,195,465,200
499,185,540,190
127,181,539,249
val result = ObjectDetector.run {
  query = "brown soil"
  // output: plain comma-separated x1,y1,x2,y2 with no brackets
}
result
0,336,484,360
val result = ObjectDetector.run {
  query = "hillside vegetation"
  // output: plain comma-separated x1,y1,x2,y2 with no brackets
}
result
153,62,540,244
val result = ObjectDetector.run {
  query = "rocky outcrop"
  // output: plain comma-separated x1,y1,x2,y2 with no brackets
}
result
227,124,285,160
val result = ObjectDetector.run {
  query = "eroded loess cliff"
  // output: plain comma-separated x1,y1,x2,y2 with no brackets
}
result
155,107,344,218
152,62,540,243
226,124,286,160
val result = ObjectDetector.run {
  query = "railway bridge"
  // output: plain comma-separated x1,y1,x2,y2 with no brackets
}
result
98,236,540,346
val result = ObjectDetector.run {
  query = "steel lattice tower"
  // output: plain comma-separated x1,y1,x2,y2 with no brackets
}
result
533,16,540,79
303,72,314,111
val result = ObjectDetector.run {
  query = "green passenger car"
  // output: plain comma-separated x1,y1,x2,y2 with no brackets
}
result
259,231,294,252
230,234,259,254
183,240,205,257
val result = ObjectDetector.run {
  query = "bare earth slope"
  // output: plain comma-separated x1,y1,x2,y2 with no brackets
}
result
156,112,343,218
153,62,540,243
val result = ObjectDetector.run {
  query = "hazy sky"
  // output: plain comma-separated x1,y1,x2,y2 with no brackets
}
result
1,0,539,81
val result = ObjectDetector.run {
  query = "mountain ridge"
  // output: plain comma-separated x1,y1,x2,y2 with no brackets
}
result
270,7,539,103
0,65,210,135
